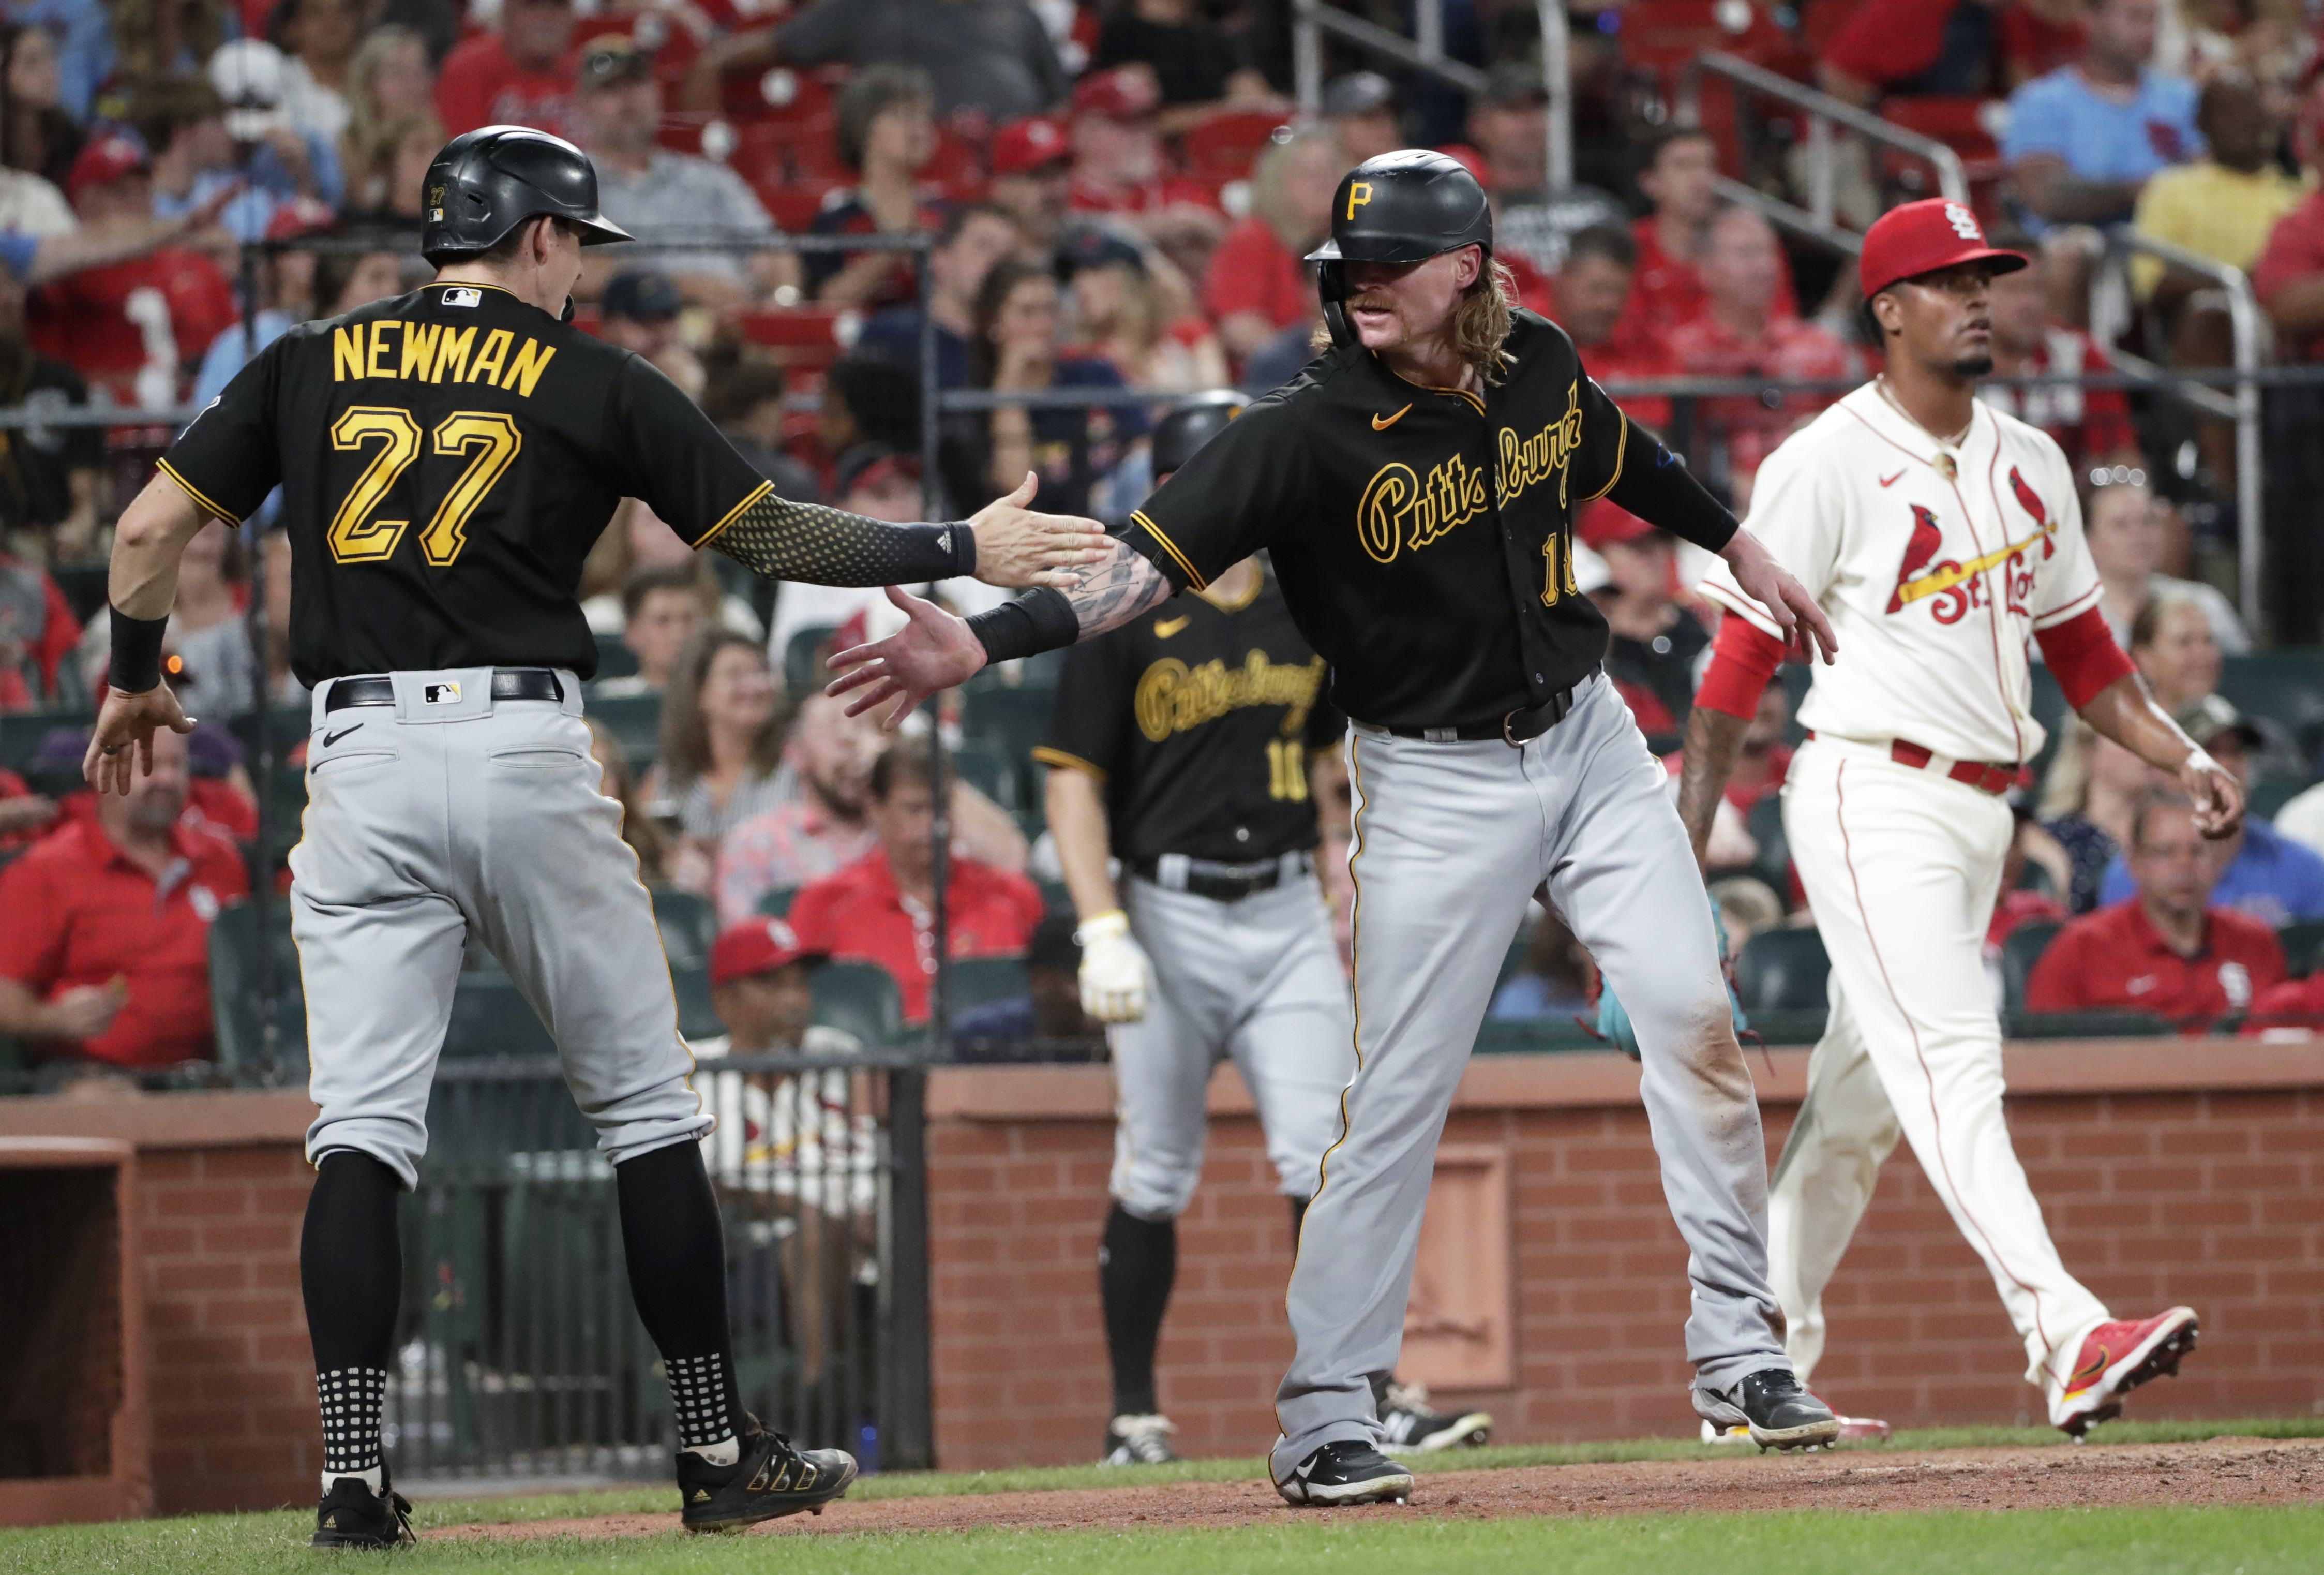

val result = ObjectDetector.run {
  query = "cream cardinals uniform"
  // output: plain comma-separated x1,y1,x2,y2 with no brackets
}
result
1695,376,2195,1433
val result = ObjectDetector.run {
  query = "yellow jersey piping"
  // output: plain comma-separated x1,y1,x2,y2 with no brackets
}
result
1576,411,1630,504
156,459,243,525
1129,511,1207,591
1030,745,1106,783
691,480,774,550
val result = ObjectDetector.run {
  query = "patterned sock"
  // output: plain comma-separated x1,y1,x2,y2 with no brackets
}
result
666,1352,740,1464
317,1366,388,1492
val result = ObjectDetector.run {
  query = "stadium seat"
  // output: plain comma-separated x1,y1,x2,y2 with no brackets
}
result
2007,1007,2171,1039
653,888,719,970
589,692,663,771
444,970,558,1059
2000,918,2063,1014
672,963,723,1042
962,685,1055,779
811,960,905,1046
1733,927,1829,1012
593,631,641,681
2247,771,2314,822
0,710,76,771
1037,879,1073,917
2278,918,2324,978
1183,111,1286,180
1744,792,1790,897
2221,651,2324,761
736,305,857,374
226,706,312,765
784,624,838,694
207,899,307,1081
944,955,1029,1014
950,738,1019,814
758,886,800,918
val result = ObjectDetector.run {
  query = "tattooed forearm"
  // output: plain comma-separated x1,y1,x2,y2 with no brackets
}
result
1063,540,1172,640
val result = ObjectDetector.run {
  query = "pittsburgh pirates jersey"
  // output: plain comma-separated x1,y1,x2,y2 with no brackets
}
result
1034,563,1344,863
1117,309,1737,729
1695,382,2102,766
159,280,771,687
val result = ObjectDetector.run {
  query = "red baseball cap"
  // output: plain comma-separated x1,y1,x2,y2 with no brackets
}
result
710,917,823,986
992,115,1069,175
1858,198,2026,299
265,194,337,241
1071,67,1158,123
1578,499,1663,551
67,135,149,200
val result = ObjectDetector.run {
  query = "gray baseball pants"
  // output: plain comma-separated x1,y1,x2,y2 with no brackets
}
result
1111,868,1354,1220
1268,674,1788,1481
293,668,708,1189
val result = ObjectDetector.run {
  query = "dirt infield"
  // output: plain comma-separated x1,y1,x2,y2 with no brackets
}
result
438,1436,2324,1541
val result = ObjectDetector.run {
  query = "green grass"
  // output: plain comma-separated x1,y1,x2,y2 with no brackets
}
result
3,1418,2317,1574
2,1506,2315,1575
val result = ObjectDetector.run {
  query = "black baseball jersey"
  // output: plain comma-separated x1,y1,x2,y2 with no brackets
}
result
1117,309,1737,730
159,280,771,687
1034,563,1344,864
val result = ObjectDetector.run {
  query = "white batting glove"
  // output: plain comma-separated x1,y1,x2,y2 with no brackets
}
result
1075,910,1152,1023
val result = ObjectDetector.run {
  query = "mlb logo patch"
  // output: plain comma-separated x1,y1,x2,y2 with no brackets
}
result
442,287,481,308
424,681,462,705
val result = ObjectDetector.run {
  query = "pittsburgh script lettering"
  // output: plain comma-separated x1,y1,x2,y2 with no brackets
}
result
1496,381,1585,508
1356,453,1490,564
1134,652,1327,742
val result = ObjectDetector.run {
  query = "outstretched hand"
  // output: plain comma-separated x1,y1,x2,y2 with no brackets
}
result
2180,748,2245,841
969,472,1112,590
83,682,197,795
824,586,986,731
1720,528,1838,665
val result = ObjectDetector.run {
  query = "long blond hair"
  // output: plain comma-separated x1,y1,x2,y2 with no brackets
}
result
1315,253,1520,384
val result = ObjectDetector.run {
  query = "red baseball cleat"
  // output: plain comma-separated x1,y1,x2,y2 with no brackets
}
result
2050,1307,2199,1435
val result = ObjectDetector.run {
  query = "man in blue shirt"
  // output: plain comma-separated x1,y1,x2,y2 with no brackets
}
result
2002,0,2199,235
2096,696,2324,925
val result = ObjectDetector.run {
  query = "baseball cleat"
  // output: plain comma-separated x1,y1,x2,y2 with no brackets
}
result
2050,1307,2198,1435
1273,1439,1417,1506
1099,1412,1180,1466
677,1420,858,1533
311,1470,416,1550
1376,1381,1491,1453
1694,1368,1842,1452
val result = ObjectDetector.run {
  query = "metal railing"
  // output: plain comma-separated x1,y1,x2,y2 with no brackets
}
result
1678,50,1969,257
1293,0,1574,192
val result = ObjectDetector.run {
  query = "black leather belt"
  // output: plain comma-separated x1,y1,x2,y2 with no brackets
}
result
1131,851,1308,902
1365,665,1596,746
325,668,565,712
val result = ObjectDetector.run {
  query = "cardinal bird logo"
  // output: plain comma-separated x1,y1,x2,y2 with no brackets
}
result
1886,503,1945,613
2008,465,2057,557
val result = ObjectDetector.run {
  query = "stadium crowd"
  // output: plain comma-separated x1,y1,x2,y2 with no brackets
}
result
11,0,2324,1088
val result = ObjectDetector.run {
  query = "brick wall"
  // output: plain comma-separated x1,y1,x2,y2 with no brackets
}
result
0,1093,320,1515
924,1044,2324,1471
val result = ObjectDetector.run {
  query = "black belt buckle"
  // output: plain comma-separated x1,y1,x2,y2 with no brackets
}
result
325,668,565,712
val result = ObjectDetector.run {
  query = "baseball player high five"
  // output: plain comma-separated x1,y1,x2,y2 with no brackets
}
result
1681,200,2237,1435
834,151,1845,1504
83,127,1106,1549
1039,395,1491,1469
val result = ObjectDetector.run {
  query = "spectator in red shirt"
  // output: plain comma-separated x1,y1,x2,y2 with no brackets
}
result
1981,229,2143,472
1661,205,1854,504
1819,0,2005,105
989,116,1073,264
1626,127,1797,346
0,764,57,846
1066,67,1224,264
29,136,237,408
2026,787,2283,1026
0,545,80,709
1554,222,1671,432
1202,124,1342,365
787,741,1043,1022
0,725,248,1078
434,0,577,139
2254,68,2324,363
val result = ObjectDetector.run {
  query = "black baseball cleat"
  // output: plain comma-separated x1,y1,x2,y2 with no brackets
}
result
677,1421,858,1533
310,1471,416,1550
1694,1368,1842,1452
1375,1380,1492,1454
1272,1439,1417,1506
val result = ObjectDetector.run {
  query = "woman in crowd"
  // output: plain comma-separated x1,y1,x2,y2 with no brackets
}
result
267,0,359,144
1063,226,1226,392
168,519,253,716
107,0,231,93
970,257,1138,519
588,716,672,886
2082,472,2248,653
338,25,433,213
1201,125,1344,365
2038,719,2168,912
646,631,790,889
2128,591,2224,713
0,23,83,192
808,65,946,310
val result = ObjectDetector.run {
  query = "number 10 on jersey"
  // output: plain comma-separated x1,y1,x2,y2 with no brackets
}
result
1540,531,1580,608
327,406,523,567
1265,739,1309,801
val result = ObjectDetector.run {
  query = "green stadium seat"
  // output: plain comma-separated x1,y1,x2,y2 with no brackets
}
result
593,631,640,680
1745,793,1790,897
672,963,723,1041
810,960,904,1046
2005,1007,2171,1039
950,738,1018,813
944,955,1029,1014
652,888,718,970
207,900,307,1082
757,885,799,918
962,685,1055,780
783,624,838,693
1733,927,1828,1012
2023,662,2069,784
443,970,558,1059
1037,879,1073,917
2000,918,2063,1014
0,710,88,773
2246,771,2314,822
589,692,663,770
226,706,313,765
2278,918,2324,978
2221,651,2324,759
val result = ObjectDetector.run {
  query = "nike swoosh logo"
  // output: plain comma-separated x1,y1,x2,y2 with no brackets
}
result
1371,404,1412,431
322,724,363,748
1153,616,1190,638
2068,1346,2110,1389
1879,469,1906,487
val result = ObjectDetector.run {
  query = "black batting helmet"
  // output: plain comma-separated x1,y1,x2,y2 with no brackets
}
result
1306,150,1492,348
421,126,633,265
1150,391,1247,479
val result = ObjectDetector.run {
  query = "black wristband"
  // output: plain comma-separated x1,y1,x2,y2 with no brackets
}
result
964,587,1080,664
940,521,976,577
108,605,168,693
